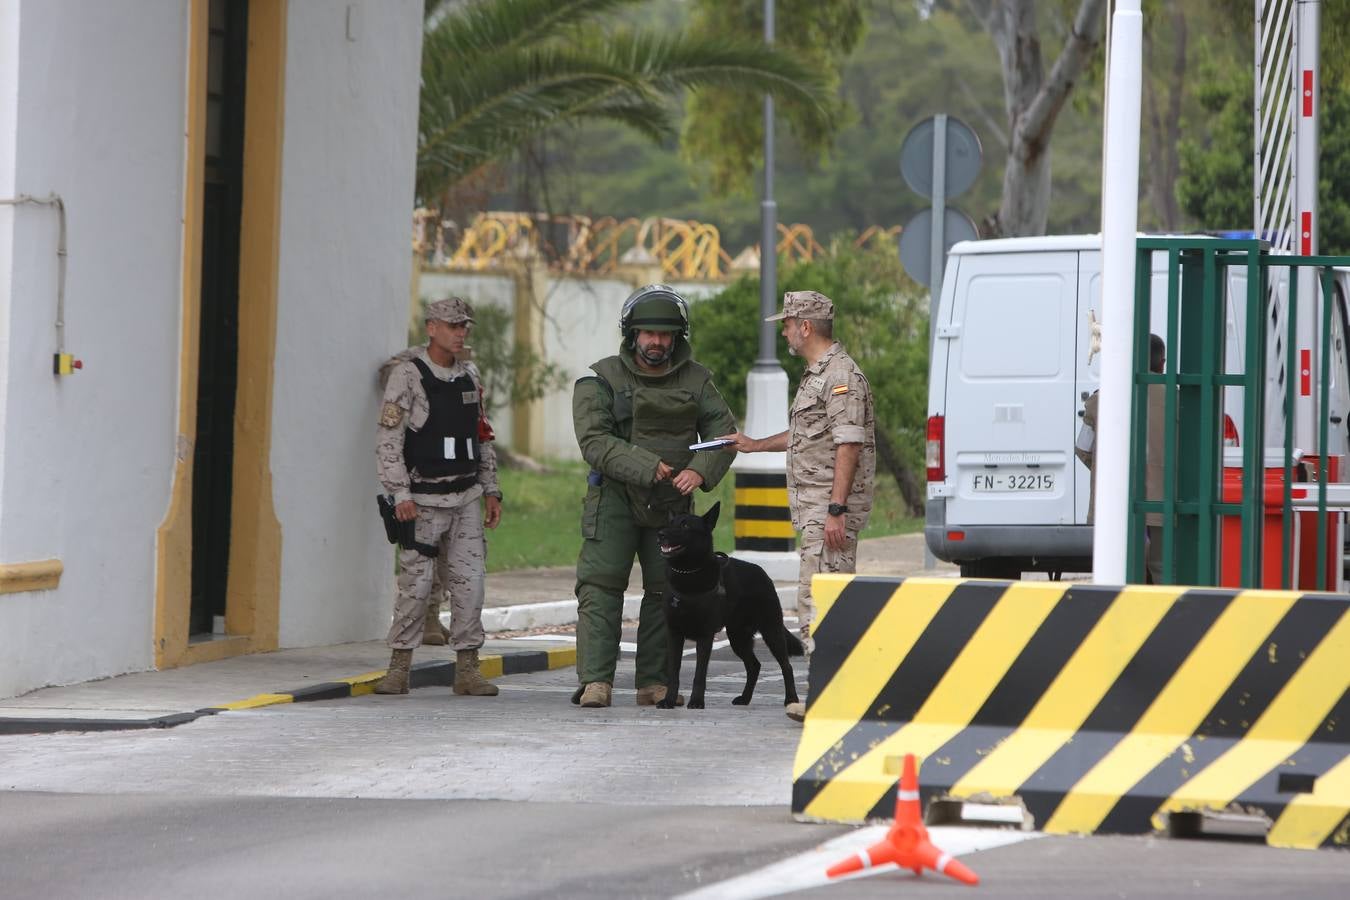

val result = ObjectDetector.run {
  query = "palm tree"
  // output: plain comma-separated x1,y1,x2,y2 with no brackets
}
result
417,0,833,204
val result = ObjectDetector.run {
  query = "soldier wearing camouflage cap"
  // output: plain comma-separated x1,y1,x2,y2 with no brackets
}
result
570,283,737,708
424,296,474,325
373,296,504,697
763,289,835,322
716,290,876,723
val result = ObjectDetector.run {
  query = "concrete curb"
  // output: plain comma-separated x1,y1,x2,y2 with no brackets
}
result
0,711,208,735
480,588,798,633
0,646,578,735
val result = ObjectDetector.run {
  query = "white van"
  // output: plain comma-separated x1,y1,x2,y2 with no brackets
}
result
923,234,1350,579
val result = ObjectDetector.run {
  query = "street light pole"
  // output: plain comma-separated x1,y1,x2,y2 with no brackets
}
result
731,0,795,581
758,0,778,367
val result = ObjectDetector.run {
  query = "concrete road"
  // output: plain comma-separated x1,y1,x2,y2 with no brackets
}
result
5,791,1344,900
1,642,1345,899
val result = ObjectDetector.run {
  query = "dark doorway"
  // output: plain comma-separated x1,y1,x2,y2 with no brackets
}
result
191,0,249,639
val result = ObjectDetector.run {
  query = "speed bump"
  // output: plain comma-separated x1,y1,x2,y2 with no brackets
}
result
791,575,1350,850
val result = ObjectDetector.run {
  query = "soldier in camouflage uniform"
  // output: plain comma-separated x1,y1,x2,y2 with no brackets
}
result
719,290,876,722
571,284,737,708
379,349,459,647
374,296,505,696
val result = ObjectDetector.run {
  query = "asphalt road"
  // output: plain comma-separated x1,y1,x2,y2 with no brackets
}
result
1,638,1346,899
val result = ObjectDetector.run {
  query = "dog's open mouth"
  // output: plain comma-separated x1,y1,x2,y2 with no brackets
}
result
659,543,683,557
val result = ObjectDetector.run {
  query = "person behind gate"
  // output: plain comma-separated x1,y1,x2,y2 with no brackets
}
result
571,283,737,708
374,296,504,696
716,290,876,723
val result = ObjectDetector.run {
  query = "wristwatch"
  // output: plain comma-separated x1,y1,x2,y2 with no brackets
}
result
827,503,849,517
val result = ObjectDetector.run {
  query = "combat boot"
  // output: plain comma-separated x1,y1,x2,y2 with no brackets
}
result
578,681,612,708
421,601,450,646
635,685,685,707
453,649,499,696
374,649,413,695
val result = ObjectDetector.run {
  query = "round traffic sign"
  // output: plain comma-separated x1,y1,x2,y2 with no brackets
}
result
898,207,980,285
900,116,983,200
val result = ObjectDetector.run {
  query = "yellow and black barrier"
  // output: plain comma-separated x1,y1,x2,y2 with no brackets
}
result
791,576,1350,850
733,471,794,552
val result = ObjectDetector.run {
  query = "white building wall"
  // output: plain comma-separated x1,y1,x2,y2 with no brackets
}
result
1,0,21,507
271,0,423,647
0,1,189,696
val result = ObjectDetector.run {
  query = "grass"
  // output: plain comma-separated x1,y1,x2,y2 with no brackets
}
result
488,458,922,572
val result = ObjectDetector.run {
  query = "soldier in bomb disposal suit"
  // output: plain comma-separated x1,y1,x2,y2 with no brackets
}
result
570,284,737,709
374,296,504,696
719,290,876,722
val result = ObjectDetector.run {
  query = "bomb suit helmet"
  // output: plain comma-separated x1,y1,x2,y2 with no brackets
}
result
619,283,690,349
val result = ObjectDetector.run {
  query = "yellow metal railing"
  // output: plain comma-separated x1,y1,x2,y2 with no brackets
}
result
415,211,902,281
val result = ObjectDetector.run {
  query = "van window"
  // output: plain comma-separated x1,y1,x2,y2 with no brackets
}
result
960,274,1065,378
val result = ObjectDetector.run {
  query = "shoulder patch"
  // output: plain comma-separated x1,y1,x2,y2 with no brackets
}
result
831,384,849,395
379,402,404,428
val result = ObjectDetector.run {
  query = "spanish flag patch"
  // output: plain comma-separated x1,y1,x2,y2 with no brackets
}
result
831,384,849,395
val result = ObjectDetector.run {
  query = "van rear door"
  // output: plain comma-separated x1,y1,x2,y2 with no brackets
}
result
941,250,1079,526
1075,252,1102,524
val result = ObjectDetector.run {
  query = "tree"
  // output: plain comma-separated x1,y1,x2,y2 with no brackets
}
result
1178,62,1350,255
416,0,835,205
680,0,865,195
1175,63,1251,233
965,0,1108,236
1141,0,1186,231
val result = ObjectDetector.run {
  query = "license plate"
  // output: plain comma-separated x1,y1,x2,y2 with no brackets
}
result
971,472,1055,492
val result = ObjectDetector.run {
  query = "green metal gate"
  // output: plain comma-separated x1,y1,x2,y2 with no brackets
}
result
1130,237,1350,589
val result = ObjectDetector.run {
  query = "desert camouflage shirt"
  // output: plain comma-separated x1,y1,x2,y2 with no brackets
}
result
786,341,876,531
376,346,499,508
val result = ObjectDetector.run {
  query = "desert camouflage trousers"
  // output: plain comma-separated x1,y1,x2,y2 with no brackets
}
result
796,521,859,654
387,501,486,651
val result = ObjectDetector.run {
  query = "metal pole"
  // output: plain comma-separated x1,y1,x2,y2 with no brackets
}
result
757,0,778,366
924,116,947,571
732,0,793,580
929,114,947,322
1093,0,1144,584
1295,0,1321,452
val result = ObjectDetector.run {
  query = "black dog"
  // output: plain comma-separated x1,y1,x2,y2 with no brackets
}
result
655,502,803,710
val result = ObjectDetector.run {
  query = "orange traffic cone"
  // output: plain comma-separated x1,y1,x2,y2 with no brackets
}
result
825,753,979,886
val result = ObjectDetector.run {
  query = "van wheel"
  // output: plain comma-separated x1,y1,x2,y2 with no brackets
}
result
960,560,1021,580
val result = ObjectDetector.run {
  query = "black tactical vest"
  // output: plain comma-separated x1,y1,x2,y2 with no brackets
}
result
403,357,479,480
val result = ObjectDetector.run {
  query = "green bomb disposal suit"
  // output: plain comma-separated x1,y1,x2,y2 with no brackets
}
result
572,339,735,691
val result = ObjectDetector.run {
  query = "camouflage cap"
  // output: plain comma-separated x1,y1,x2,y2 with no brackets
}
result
765,290,835,322
425,296,474,324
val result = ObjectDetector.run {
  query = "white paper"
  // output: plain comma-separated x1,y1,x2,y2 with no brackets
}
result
1075,423,1095,454
689,438,735,451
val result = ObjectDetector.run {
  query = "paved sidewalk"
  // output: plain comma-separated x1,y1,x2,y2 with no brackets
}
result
0,533,954,732
483,530,958,630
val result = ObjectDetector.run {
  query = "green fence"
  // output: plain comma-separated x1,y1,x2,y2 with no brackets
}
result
1129,237,1350,589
